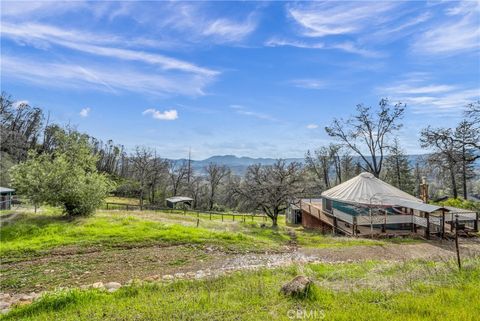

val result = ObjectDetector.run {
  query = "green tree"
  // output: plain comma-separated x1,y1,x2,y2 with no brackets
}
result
11,129,114,216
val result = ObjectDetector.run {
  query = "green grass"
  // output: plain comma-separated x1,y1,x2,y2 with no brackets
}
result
3,258,479,321
0,212,279,258
0,209,416,260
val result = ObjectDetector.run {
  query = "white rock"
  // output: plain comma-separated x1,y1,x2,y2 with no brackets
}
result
91,282,104,289
174,273,185,279
162,275,174,281
104,282,121,292
19,295,33,302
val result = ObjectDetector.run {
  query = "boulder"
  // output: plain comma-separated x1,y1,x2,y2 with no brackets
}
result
91,282,104,289
104,282,121,292
281,276,313,297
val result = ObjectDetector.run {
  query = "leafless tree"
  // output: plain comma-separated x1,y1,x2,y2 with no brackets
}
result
305,147,331,189
168,160,189,196
131,146,154,208
205,163,230,210
236,160,304,227
325,98,405,177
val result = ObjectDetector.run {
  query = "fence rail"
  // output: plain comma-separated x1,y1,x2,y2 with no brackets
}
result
103,202,269,222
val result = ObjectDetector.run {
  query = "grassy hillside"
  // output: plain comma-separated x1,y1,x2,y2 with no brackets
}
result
3,258,479,321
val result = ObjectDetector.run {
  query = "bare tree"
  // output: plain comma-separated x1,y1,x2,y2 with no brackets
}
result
236,160,304,227
131,146,153,208
205,163,230,211
420,127,459,198
465,101,480,124
325,99,405,177
168,160,189,196
305,147,331,189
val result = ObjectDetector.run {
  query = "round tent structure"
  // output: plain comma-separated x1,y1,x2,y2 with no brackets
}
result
321,172,421,207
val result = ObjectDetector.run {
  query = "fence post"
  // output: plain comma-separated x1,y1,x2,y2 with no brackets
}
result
474,212,479,232
126,205,129,211
425,212,430,240
232,214,235,221
106,203,109,210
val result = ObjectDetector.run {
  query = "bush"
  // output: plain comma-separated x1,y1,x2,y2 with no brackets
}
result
10,130,114,216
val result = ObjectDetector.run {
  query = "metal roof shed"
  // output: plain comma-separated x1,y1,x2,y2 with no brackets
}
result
166,196,193,209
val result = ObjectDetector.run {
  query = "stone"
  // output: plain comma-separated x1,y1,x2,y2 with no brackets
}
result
281,276,313,297
174,273,185,279
0,294,10,301
185,272,196,279
91,282,104,289
0,302,10,310
104,282,121,292
162,275,174,281
19,294,34,302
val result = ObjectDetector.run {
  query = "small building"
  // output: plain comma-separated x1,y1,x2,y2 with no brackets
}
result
165,196,193,209
0,187,15,210
299,172,479,238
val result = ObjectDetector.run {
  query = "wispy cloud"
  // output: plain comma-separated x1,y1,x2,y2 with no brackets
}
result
412,1,480,55
287,2,399,37
202,14,258,43
265,37,382,58
377,75,480,115
290,79,326,90
230,105,278,122
1,23,218,77
306,124,318,129
79,107,91,117
143,109,178,121
1,55,213,96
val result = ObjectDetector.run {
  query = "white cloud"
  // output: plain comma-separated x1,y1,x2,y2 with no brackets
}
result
1,23,217,76
13,100,29,109
287,2,399,37
143,108,178,121
412,1,480,55
79,107,91,117
290,79,326,90
377,76,480,115
265,37,382,58
1,55,212,96
265,38,324,49
306,124,319,129
202,15,257,42
229,105,278,122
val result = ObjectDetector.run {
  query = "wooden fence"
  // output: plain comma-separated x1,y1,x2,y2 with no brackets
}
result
104,202,269,223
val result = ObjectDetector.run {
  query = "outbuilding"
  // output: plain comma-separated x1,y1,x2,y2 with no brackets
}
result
0,187,15,210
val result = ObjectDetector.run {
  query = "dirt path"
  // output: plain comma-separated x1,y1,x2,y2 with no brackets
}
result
2,239,480,295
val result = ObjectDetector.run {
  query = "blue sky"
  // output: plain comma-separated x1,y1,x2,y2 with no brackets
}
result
1,1,479,159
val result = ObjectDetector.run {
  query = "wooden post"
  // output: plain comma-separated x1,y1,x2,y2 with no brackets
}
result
333,217,338,235
106,203,109,210
441,209,446,238
221,214,224,222
474,212,479,232
232,214,235,221
425,212,430,240
209,213,212,220
455,214,461,270
196,218,200,227
126,205,129,211
251,215,254,222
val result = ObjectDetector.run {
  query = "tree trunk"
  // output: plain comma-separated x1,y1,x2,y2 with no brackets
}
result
462,146,468,200
450,165,458,199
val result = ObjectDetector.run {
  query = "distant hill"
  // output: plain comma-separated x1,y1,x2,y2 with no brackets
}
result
170,154,428,175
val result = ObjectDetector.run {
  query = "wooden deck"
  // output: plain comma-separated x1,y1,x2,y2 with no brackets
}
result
299,200,479,238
